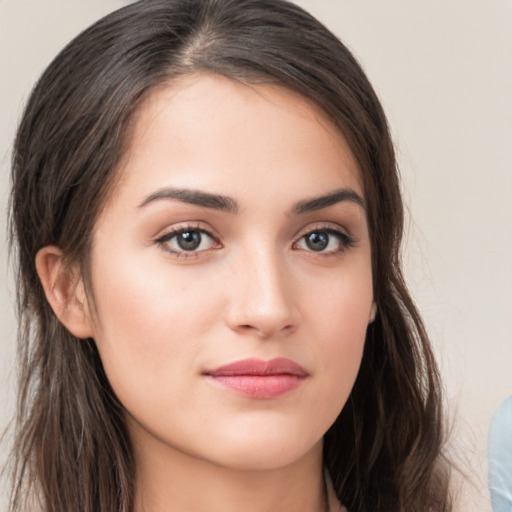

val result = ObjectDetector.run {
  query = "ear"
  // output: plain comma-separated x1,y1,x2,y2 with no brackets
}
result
35,246,94,339
369,302,377,324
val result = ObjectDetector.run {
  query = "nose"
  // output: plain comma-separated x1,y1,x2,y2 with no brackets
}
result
224,248,299,338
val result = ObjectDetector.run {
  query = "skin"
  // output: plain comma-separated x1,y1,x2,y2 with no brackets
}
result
37,74,374,512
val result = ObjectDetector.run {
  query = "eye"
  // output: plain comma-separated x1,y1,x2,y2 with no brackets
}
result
156,227,220,256
294,228,354,254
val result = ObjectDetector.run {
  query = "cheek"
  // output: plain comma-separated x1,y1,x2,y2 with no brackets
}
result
88,255,223,398
92,249,221,332
304,265,372,408
305,256,373,340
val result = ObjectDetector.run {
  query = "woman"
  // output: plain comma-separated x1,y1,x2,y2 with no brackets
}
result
8,0,451,511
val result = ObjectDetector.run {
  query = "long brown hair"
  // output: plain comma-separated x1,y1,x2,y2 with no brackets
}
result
8,0,451,510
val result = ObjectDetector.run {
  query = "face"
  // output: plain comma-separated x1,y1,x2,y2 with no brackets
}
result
86,74,374,471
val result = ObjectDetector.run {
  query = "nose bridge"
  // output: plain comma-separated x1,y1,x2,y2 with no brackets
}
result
226,241,297,337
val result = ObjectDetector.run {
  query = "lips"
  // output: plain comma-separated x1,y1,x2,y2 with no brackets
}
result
203,358,309,399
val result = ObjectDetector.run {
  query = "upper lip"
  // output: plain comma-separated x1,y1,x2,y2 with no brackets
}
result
204,357,309,377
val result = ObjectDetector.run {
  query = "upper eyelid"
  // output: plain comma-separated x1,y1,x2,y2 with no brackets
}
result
154,222,219,242
292,222,352,240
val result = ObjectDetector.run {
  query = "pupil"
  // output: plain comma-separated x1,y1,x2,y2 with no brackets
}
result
177,231,201,251
306,232,328,251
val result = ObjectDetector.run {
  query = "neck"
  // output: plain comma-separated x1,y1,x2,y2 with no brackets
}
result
132,430,327,512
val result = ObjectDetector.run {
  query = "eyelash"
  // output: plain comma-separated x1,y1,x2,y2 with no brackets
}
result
155,223,355,258
292,225,355,256
155,224,221,258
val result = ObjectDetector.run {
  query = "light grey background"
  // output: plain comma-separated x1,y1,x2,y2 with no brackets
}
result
1,1,511,510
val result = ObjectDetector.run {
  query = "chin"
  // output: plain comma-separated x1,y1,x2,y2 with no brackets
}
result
196,421,324,471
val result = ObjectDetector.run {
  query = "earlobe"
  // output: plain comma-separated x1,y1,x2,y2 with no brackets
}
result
369,302,377,323
35,246,94,339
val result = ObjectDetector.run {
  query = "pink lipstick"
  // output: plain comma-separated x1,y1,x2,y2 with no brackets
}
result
203,358,309,399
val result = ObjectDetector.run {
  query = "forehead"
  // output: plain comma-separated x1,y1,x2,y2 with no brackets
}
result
112,73,363,208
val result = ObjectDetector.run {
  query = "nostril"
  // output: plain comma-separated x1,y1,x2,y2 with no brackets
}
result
236,322,295,337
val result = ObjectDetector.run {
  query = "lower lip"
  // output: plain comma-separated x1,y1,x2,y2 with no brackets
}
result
207,374,305,399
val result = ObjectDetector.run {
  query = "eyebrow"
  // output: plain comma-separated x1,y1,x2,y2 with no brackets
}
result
138,188,239,213
291,188,365,214
138,187,364,214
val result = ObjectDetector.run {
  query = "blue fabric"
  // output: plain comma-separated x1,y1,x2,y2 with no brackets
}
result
488,396,512,512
